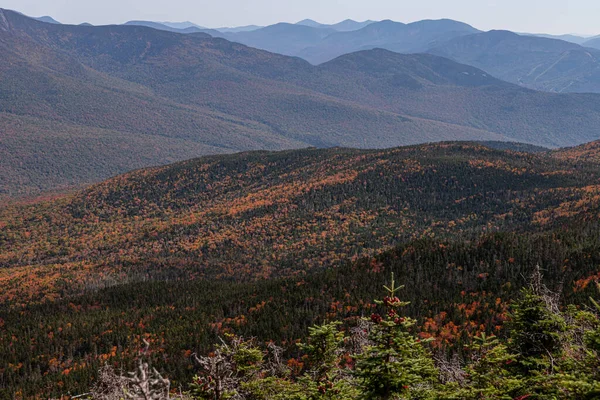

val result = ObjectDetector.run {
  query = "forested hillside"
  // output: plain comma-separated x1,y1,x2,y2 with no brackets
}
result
2,141,600,396
5,9,600,196
429,30,600,93
4,142,600,304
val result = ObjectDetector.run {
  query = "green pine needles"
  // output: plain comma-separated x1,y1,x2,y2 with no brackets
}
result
185,272,600,400
353,273,438,399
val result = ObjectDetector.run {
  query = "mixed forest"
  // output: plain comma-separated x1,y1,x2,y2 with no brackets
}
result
2,141,600,397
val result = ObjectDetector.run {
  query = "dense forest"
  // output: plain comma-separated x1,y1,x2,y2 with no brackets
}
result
2,142,600,397
172,272,600,399
3,142,600,304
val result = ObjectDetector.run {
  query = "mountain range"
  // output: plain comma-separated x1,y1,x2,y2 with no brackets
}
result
173,18,481,63
125,18,376,35
30,11,600,94
295,18,375,31
428,30,600,93
216,22,600,93
5,8,600,197
124,17,600,94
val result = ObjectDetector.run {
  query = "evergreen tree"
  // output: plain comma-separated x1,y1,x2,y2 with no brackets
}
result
446,333,523,399
508,273,566,374
296,322,358,399
353,274,438,399
190,335,264,400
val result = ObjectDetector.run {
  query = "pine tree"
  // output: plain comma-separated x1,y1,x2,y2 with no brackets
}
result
508,272,566,374
505,270,566,398
296,322,358,399
190,335,264,400
446,333,523,399
353,273,438,399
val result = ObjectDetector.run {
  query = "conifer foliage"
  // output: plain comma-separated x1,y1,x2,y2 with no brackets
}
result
353,274,437,399
183,274,600,400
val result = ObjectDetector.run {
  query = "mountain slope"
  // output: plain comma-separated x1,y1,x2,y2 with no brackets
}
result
297,50,600,147
429,30,600,93
4,141,600,396
3,142,600,304
553,139,600,164
297,19,481,64
583,36,600,50
4,9,600,195
296,18,375,32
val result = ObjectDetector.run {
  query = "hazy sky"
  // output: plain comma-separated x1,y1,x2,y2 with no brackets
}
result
3,0,600,35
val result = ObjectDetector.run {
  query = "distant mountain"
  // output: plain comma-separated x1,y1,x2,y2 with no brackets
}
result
296,18,376,32
3,9,600,196
583,36,600,50
34,16,60,24
79,22,93,26
525,33,589,45
330,19,376,31
295,19,322,28
297,19,481,64
123,20,207,34
161,21,205,30
219,23,336,56
429,30,600,93
215,25,263,33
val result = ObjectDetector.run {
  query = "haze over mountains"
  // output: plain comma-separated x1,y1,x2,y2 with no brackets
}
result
120,16,600,94
5,8,600,197
296,18,375,32
428,30,600,93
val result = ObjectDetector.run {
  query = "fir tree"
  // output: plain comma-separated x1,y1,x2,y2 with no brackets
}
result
353,273,438,400
508,270,566,374
296,322,358,399
446,333,523,399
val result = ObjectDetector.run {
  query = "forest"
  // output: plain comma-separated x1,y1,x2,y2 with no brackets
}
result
2,142,600,397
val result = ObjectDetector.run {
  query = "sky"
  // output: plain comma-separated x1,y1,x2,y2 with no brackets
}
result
3,0,600,35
